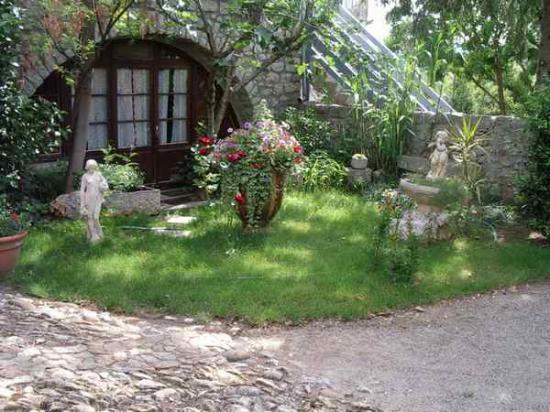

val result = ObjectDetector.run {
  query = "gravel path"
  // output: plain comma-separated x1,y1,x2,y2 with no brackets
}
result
260,282,550,412
1,282,549,411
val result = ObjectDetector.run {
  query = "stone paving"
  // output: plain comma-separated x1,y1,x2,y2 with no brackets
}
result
0,287,371,412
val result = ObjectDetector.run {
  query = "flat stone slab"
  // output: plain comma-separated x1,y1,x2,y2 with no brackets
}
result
165,216,197,225
152,228,192,238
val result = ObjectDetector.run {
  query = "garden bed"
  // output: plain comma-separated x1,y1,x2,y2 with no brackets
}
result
9,191,550,324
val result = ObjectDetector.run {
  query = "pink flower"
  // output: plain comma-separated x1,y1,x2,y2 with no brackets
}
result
198,147,209,156
293,145,303,154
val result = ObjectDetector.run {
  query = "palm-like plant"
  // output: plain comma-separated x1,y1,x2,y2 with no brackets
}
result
448,116,486,203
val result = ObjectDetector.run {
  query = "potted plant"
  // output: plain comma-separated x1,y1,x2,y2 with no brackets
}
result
351,153,368,170
0,196,27,275
195,119,303,230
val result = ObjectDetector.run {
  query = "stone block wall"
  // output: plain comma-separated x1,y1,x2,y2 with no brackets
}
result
408,112,531,200
308,104,532,200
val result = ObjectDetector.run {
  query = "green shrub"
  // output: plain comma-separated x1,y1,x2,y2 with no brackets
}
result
99,147,144,192
282,107,353,163
517,80,550,237
22,161,67,202
0,0,66,195
0,195,24,236
370,189,418,284
301,151,347,192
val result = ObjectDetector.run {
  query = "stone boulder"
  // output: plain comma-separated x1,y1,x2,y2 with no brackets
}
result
51,189,162,219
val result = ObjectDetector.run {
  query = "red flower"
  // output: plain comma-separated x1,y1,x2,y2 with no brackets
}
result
198,136,214,146
10,212,19,222
234,192,246,205
198,147,209,156
227,151,247,162
293,145,303,154
294,157,303,164
227,152,241,162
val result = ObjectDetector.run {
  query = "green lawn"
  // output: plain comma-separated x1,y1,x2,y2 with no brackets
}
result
8,191,550,324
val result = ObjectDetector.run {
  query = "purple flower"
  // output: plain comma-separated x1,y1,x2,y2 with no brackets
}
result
256,121,265,128
243,121,252,130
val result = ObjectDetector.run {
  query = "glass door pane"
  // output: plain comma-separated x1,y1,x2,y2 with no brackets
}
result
116,68,150,148
158,69,188,144
71,68,109,151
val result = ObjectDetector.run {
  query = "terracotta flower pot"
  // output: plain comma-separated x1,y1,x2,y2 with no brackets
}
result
237,170,286,230
0,231,28,276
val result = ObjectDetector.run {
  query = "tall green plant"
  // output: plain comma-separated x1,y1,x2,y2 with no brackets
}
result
347,54,417,176
448,116,486,204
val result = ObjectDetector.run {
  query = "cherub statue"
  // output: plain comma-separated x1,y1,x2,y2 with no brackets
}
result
426,130,449,179
80,159,109,243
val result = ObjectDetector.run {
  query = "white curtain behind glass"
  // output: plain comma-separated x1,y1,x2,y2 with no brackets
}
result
158,69,188,144
87,68,108,151
117,68,150,148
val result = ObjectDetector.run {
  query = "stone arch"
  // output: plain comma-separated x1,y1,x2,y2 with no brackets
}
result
21,34,255,123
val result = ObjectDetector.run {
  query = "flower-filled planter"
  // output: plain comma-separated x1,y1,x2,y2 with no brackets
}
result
0,199,27,275
195,119,303,230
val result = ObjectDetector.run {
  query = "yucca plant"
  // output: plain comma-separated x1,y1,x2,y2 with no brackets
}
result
448,116,487,204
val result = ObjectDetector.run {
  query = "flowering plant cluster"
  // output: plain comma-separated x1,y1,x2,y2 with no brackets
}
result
193,119,303,228
0,195,24,237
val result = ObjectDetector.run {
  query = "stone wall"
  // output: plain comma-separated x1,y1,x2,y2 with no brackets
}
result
308,104,532,200
408,112,531,200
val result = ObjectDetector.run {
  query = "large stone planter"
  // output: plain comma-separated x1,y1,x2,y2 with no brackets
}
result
399,178,442,213
0,231,28,275
52,188,161,219
236,171,286,230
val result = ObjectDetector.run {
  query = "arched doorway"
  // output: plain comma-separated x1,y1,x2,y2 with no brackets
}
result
34,39,238,184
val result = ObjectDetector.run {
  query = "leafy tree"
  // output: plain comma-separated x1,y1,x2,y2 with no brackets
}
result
27,0,141,191
156,0,337,136
385,0,541,114
0,0,66,194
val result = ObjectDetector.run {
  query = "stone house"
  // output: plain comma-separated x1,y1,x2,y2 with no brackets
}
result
20,1,303,184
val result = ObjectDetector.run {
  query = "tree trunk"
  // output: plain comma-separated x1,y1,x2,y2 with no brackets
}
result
65,69,92,192
494,60,507,115
537,0,550,82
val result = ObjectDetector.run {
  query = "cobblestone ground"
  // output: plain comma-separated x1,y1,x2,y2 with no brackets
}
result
0,287,373,412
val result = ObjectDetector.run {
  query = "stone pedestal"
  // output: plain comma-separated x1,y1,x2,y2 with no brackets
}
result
347,167,372,187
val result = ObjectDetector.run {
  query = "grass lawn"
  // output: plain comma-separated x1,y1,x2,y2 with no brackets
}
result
8,191,550,324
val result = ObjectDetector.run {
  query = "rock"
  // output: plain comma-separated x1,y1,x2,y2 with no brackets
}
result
40,307,67,320
11,298,36,311
113,351,128,361
153,388,179,402
0,387,14,398
136,379,166,390
263,370,284,381
71,403,96,412
19,347,41,358
224,350,250,362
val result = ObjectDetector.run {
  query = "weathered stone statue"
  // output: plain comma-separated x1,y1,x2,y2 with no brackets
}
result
426,130,449,179
80,159,109,243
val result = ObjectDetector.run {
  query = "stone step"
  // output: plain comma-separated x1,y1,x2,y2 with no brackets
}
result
165,216,197,225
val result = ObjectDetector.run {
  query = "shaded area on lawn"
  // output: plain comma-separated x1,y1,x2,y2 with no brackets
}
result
8,191,550,324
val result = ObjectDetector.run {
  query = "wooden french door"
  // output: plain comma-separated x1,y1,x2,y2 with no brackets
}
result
34,40,238,185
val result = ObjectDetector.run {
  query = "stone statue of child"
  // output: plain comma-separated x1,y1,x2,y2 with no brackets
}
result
80,159,109,243
426,130,449,179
